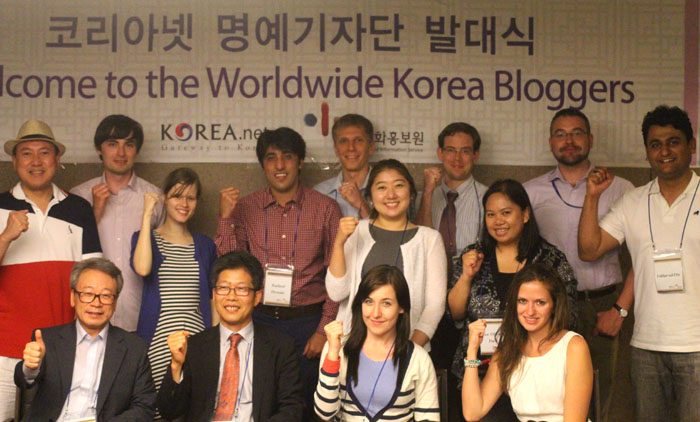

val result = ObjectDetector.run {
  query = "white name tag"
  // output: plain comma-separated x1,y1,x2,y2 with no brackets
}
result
653,249,684,292
263,264,294,306
481,318,503,355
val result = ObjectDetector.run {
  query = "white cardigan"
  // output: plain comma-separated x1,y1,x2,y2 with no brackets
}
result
325,220,447,343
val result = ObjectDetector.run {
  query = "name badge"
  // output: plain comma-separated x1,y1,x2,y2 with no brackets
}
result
480,318,503,355
263,264,294,306
653,249,684,292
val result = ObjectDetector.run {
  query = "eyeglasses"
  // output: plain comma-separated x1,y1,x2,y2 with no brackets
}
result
73,290,117,304
214,285,257,297
551,129,588,140
441,147,475,156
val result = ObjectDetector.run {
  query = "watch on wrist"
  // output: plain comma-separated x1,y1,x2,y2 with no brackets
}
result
613,303,628,318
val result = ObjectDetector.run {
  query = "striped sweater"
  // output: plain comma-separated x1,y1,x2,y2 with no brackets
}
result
314,341,440,421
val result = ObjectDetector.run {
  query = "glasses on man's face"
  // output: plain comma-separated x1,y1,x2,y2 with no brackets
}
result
74,290,117,305
551,129,588,140
214,285,257,297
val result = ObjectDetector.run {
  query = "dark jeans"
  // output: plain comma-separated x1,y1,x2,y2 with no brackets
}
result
253,311,321,421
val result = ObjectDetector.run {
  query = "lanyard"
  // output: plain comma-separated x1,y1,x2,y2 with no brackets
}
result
233,339,253,420
478,256,522,308
363,341,395,420
551,180,583,209
263,205,302,267
647,178,700,251
369,218,409,268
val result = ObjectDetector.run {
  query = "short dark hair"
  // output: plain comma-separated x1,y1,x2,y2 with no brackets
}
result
364,159,418,221
642,105,694,146
549,107,591,135
437,122,482,151
210,250,265,290
70,257,124,294
255,127,306,165
480,179,540,262
93,115,144,152
163,167,202,199
332,114,374,143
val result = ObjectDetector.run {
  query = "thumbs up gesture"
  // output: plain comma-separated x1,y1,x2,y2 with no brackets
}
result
23,329,46,370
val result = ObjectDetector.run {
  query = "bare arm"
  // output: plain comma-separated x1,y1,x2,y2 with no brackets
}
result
416,167,441,227
132,193,159,277
0,210,29,265
563,336,593,422
577,168,621,261
461,320,504,421
595,268,634,337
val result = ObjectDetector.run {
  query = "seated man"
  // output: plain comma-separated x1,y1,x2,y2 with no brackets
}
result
14,257,155,420
157,250,303,421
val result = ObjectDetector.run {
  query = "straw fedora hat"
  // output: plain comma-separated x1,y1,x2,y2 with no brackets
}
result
4,120,66,156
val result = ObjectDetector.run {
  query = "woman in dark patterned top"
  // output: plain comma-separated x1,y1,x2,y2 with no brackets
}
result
447,179,577,421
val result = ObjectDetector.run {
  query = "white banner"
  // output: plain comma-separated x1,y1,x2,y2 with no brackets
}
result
0,0,693,166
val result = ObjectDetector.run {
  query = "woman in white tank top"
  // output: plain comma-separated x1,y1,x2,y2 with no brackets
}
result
461,263,593,422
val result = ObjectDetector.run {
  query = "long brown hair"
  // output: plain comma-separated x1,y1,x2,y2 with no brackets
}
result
497,263,569,389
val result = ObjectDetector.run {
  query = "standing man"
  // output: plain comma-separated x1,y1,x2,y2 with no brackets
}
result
216,127,341,419
157,251,303,421
579,105,700,422
72,114,163,332
15,257,155,420
524,107,634,421
0,120,102,418
314,113,374,218
416,122,486,422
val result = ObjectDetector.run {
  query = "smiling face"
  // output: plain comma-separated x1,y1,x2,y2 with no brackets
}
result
213,268,262,332
334,125,375,173
516,280,554,335
485,192,530,247
362,283,404,339
370,169,411,222
437,132,479,187
71,269,118,337
12,140,60,194
262,146,302,196
98,137,138,176
164,183,198,224
549,116,593,167
645,125,695,181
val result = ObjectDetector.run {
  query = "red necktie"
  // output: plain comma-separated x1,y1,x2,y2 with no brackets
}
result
439,191,459,257
214,333,243,421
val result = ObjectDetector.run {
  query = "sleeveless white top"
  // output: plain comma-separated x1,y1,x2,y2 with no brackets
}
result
507,331,580,422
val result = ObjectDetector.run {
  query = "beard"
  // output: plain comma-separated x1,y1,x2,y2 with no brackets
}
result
554,148,589,166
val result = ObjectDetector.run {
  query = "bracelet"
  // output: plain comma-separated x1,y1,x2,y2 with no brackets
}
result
464,358,482,368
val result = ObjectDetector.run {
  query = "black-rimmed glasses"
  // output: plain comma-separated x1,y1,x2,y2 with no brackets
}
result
73,290,117,304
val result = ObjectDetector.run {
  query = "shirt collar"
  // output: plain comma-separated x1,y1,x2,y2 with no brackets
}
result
11,182,66,203
441,174,476,196
649,171,700,197
76,321,109,345
263,185,306,209
219,320,255,346
547,163,595,184
330,167,371,193
100,171,139,191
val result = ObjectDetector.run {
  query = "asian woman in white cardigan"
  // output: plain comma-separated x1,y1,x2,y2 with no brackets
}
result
325,159,447,348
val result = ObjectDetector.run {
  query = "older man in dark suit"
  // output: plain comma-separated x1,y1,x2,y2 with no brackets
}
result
157,250,303,421
14,257,155,420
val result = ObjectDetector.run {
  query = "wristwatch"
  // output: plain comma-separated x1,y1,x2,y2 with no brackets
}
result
613,303,628,318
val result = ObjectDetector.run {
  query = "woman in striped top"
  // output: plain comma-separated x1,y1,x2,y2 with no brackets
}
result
315,265,439,422
131,168,217,391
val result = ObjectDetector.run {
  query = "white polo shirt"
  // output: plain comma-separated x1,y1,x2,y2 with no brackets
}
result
600,172,700,352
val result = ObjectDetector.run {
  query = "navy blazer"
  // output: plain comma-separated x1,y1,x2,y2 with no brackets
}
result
156,323,303,421
14,321,156,421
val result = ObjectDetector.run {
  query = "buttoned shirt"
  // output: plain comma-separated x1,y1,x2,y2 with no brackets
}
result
430,176,487,256
216,186,341,334
313,169,370,218
524,165,633,291
216,322,254,422
600,172,700,352
71,173,163,331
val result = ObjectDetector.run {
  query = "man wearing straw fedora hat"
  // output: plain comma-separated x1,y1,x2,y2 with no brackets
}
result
0,119,102,419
